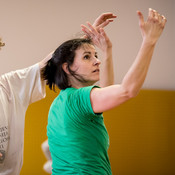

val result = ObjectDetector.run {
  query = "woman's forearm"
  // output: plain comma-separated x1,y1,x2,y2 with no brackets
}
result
99,47,114,87
121,40,156,97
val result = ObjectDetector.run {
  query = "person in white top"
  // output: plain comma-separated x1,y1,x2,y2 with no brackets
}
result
0,47,52,175
0,13,116,175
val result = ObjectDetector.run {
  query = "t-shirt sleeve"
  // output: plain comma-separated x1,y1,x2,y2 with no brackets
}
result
0,63,46,107
68,86,100,121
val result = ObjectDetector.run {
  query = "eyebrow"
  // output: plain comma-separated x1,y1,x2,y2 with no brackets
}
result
83,51,98,55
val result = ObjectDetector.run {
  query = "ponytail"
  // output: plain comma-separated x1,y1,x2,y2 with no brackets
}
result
41,58,57,91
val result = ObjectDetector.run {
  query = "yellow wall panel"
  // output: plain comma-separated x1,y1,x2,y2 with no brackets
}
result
21,88,175,175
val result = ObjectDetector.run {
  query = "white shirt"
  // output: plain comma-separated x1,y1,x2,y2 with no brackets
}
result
0,64,45,175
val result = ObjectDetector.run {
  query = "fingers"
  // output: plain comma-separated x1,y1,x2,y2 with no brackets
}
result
93,12,117,28
99,28,108,39
81,24,91,38
148,8,167,27
87,22,98,33
138,8,167,29
97,13,117,22
81,22,100,39
81,22,107,42
161,15,167,27
148,8,154,19
101,13,117,20
97,20,110,29
137,10,144,27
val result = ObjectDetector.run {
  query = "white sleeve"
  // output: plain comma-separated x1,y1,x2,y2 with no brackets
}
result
0,63,46,107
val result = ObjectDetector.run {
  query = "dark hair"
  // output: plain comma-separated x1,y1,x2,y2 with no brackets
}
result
41,38,92,90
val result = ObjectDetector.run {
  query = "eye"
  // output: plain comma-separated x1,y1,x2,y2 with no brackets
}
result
95,54,98,59
84,55,90,60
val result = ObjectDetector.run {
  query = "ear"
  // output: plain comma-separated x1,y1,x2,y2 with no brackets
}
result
62,63,70,75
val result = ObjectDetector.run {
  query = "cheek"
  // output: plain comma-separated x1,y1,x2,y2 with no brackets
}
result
80,64,91,73
71,61,91,74
75,63,88,72
70,62,79,72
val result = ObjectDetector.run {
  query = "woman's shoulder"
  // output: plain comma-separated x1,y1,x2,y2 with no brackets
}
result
59,85,100,99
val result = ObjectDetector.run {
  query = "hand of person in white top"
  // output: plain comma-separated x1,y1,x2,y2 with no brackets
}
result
92,12,117,32
0,38,5,50
81,22,112,52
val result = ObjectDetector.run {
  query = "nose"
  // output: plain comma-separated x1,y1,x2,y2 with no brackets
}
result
93,58,101,66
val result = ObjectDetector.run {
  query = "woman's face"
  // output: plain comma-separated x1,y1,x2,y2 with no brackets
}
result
69,43,101,87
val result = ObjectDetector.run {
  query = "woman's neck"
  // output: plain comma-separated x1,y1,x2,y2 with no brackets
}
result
69,78,96,89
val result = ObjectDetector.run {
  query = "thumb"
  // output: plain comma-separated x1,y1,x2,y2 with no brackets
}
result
137,11,144,27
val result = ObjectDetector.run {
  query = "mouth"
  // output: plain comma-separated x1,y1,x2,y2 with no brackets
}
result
92,69,100,73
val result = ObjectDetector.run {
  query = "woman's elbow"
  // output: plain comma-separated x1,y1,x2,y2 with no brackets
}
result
123,86,140,100
128,88,140,99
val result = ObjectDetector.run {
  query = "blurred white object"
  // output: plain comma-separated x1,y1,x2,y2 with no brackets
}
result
43,160,52,174
41,140,52,174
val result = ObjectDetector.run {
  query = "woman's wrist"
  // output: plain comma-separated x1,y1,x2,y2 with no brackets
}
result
142,37,157,47
101,48,113,61
101,45,112,53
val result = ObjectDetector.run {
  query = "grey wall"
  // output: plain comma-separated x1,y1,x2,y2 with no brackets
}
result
0,0,174,90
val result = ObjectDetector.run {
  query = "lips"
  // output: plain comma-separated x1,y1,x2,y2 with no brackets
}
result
92,69,100,73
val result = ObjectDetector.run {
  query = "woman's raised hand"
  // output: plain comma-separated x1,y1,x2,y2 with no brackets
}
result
137,8,167,44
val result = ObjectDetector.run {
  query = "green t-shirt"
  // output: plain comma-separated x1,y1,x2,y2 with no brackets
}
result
47,86,112,175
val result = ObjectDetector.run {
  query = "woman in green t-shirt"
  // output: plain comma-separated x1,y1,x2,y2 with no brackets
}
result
42,9,166,174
